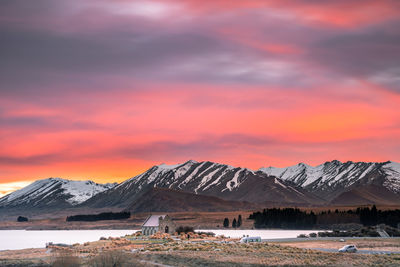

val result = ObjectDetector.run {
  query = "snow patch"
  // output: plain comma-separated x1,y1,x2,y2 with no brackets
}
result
225,169,242,191
179,161,207,187
196,166,223,192
157,163,183,170
203,165,234,190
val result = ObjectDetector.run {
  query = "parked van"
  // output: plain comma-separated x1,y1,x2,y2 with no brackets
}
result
240,236,261,243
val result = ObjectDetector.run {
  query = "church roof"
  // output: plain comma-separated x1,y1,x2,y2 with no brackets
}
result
142,214,166,227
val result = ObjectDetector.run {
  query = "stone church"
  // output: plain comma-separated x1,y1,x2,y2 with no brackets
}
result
141,214,175,236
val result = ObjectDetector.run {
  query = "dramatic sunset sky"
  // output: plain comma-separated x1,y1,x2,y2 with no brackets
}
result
1,0,400,196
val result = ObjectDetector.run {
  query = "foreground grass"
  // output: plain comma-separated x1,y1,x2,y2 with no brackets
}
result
139,242,400,266
1,239,400,266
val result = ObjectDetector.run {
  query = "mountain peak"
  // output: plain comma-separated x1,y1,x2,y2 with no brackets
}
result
385,160,399,164
157,162,183,170
155,160,198,170
297,162,311,167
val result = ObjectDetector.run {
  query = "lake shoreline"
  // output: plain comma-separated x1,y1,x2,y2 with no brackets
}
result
0,229,322,250
0,226,323,231
1,234,399,267
0,229,137,250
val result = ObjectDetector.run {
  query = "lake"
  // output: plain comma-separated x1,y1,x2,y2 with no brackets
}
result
0,229,319,250
197,229,319,239
0,230,137,250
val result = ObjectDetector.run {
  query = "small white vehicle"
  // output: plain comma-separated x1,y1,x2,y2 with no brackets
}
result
240,236,261,243
338,245,357,253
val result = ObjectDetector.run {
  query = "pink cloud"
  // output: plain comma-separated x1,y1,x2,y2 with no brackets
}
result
0,0,399,189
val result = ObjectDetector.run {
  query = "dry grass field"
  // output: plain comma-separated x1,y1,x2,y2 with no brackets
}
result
273,238,400,251
1,233,400,266
139,242,400,267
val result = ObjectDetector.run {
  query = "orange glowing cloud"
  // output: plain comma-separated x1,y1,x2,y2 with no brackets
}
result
0,0,399,196
1,82,399,187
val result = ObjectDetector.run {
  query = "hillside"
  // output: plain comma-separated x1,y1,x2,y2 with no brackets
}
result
126,187,260,213
1,160,399,216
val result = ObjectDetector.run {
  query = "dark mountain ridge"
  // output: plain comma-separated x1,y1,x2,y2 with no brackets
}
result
0,160,399,216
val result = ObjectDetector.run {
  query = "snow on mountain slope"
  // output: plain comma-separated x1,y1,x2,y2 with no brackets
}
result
61,180,116,204
0,178,116,208
3,160,399,212
259,160,400,200
382,161,400,193
261,163,326,187
260,161,341,187
84,160,321,209
117,160,252,195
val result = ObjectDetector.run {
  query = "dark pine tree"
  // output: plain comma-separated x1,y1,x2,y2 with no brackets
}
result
223,218,229,228
232,218,237,228
237,215,242,228
371,205,378,226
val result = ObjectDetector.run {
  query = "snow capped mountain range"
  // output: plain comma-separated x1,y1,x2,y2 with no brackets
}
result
118,160,244,194
0,160,399,213
84,160,322,209
0,178,116,209
259,160,400,200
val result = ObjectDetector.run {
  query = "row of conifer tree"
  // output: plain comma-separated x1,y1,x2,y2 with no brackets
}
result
223,214,242,228
247,206,400,229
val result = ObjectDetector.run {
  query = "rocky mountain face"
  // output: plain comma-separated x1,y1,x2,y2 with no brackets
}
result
329,184,400,206
126,187,260,213
259,160,400,203
0,160,399,216
83,160,321,209
0,178,116,210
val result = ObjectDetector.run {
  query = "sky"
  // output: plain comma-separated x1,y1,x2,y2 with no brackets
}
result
1,0,400,196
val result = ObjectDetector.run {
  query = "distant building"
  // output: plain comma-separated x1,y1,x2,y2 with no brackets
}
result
141,214,175,235
240,236,261,243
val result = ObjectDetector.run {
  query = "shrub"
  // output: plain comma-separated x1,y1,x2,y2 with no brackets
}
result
89,250,129,267
175,226,194,234
318,231,328,237
196,231,215,237
309,233,317,238
17,216,28,222
51,250,80,267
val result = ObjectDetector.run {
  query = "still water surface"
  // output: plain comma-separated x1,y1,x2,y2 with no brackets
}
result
0,230,137,250
197,229,319,239
0,229,319,250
